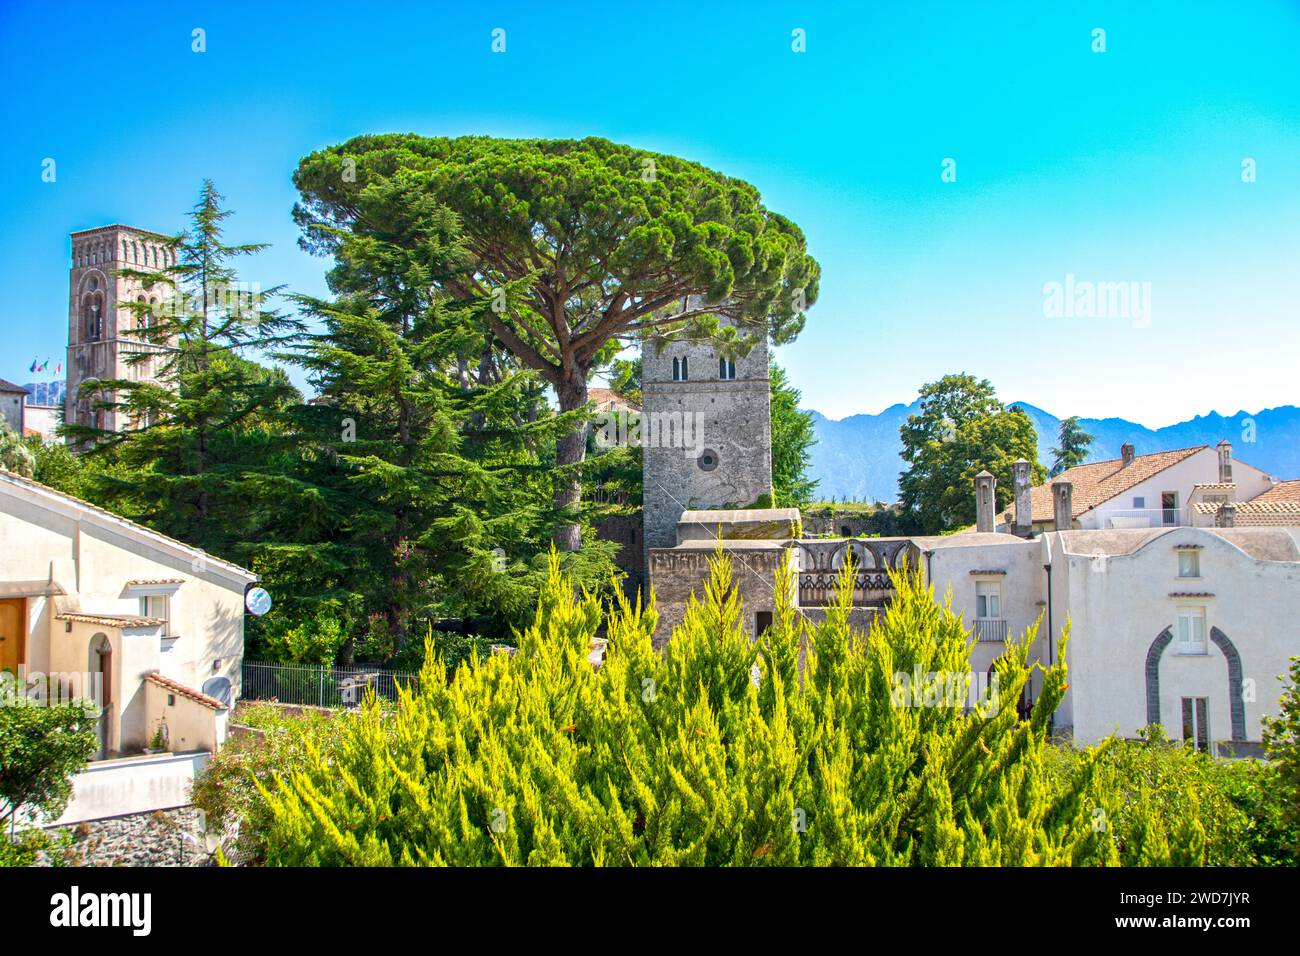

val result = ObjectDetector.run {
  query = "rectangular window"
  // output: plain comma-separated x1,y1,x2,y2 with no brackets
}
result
1181,697,1210,752
1133,496,1145,509
755,611,773,636
718,356,736,380
140,595,171,638
1178,550,1200,577
975,581,1001,620
1176,606,1206,654
1161,492,1178,526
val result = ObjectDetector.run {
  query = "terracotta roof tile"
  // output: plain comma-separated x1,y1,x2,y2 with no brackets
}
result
1001,446,1208,524
56,612,164,628
588,388,640,412
1255,480,1300,504
146,673,226,711
1194,499,1300,527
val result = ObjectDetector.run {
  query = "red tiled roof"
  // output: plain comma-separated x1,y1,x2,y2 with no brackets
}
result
1194,499,1300,527
589,388,640,412
1255,480,1300,504
56,612,164,628
1002,446,1208,523
146,673,226,711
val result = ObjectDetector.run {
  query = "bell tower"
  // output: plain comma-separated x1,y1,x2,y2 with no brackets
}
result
641,323,774,552
65,225,174,433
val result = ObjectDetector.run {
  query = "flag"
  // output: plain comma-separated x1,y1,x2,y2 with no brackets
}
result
29,359,37,373
55,363,62,375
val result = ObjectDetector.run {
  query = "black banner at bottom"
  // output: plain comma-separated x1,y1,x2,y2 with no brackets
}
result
0,865,1281,944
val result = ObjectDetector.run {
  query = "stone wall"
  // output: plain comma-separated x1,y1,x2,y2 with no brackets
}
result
641,334,773,556
593,511,645,596
801,508,905,538
648,544,791,648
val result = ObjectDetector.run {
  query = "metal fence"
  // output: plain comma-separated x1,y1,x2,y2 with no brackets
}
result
240,661,419,708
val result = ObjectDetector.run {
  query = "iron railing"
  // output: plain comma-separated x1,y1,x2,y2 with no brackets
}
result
240,661,418,708
972,619,1010,643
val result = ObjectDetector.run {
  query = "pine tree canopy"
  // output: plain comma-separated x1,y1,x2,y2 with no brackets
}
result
291,135,821,550
1051,416,1095,477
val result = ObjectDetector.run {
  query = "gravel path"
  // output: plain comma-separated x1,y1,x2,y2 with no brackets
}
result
40,806,213,867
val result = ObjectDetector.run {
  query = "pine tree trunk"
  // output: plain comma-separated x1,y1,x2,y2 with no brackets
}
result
552,373,589,552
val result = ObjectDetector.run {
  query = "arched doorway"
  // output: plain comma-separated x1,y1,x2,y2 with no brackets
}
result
1144,626,1245,745
89,634,112,759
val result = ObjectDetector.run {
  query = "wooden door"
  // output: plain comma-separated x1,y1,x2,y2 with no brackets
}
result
0,598,24,674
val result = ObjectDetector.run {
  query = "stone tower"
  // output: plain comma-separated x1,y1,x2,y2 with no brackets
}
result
65,225,174,433
641,326,774,552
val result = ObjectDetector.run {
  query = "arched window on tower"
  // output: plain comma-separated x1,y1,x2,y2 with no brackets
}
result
719,356,736,380
672,356,689,381
83,291,104,341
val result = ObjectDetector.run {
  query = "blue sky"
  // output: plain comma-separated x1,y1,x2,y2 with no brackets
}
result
2,0,1298,426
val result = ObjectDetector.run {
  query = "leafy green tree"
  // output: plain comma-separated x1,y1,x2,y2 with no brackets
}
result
26,436,91,495
898,374,1045,533
769,363,817,508
1051,416,1094,477
61,181,302,556
0,424,34,477
606,357,642,408
292,135,820,551
0,699,97,841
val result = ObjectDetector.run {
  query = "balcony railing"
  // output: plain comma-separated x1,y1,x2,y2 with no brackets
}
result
972,619,1009,643
794,538,913,608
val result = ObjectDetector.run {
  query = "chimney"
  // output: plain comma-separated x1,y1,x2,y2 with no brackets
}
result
1120,442,1135,467
1052,479,1073,531
1218,501,1237,528
1217,439,1233,483
974,470,996,533
1012,458,1032,535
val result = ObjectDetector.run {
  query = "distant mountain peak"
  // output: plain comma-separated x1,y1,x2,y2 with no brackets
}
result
805,400,1300,502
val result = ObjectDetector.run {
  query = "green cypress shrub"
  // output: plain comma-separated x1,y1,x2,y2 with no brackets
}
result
254,549,1237,866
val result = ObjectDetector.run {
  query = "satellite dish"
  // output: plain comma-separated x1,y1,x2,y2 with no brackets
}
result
245,587,272,616
201,677,233,708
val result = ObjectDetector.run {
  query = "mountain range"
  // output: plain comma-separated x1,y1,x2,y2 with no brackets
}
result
805,402,1300,502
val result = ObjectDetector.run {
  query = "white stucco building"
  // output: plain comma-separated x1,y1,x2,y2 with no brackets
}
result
998,440,1282,532
1048,525,1299,753
649,439,1300,757
0,468,257,760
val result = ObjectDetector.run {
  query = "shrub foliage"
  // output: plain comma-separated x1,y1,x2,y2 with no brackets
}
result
247,550,1269,867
